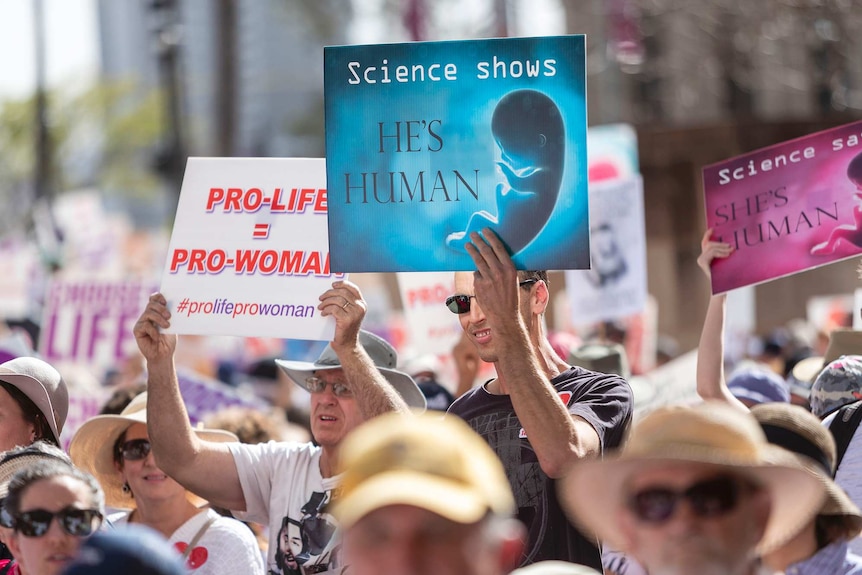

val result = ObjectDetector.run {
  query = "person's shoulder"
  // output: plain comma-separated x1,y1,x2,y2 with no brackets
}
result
557,366,631,391
447,384,486,414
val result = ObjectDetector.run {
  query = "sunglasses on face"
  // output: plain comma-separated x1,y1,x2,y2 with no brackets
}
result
305,376,353,398
119,438,152,462
626,475,751,524
445,279,539,315
14,506,103,538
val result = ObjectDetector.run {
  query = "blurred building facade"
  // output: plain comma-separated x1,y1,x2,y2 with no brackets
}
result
94,0,862,353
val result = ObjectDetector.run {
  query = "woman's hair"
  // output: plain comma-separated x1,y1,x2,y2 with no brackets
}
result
4,459,105,519
112,428,130,468
816,513,862,548
0,382,56,446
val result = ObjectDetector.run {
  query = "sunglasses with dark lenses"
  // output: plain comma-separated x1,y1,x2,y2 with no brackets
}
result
14,506,103,538
305,376,353,398
627,475,749,524
445,279,539,315
119,438,152,462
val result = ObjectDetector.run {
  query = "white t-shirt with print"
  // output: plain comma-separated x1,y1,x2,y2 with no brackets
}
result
229,441,342,575
111,508,264,574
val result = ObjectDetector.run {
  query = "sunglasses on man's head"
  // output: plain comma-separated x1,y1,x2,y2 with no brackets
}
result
14,506,102,538
118,438,152,462
626,475,752,524
305,376,353,398
445,279,539,315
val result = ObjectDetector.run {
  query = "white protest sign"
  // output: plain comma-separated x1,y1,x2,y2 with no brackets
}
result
0,238,39,319
39,278,158,375
396,272,462,356
160,158,342,340
565,175,647,325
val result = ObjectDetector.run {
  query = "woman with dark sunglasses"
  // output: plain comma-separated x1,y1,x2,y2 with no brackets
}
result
68,393,264,574
2,459,103,575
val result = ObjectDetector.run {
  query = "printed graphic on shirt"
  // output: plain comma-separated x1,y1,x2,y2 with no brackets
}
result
269,491,340,575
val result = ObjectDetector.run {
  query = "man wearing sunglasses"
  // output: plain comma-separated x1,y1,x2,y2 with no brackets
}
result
134,281,424,575
560,401,827,575
445,229,633,570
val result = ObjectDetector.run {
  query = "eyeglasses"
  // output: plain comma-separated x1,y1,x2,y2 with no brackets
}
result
118,438,152,462
445,279,539,315
14,506,103,538
626,475,750,524
305,376,353,398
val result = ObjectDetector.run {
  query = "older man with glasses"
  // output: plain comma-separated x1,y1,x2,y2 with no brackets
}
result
134,281,426,575
445,228,633,571
560,401,828,575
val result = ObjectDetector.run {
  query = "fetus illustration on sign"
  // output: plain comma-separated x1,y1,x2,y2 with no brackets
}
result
447,89,565,255
811,151,862,256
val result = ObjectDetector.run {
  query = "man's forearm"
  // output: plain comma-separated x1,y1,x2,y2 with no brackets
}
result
146,357,200,472
337,346,410,418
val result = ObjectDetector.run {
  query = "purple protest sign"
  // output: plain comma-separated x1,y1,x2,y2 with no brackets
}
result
177,368,269,425
703,120,862,294
39,279,159,376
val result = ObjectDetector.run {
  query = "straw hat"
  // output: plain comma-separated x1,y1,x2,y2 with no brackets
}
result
0,357,69,445
559,401,825,554
751,402,862,533
275,330,426,410
69,392,237,508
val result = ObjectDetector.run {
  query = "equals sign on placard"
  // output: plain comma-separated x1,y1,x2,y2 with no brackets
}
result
252,223,270,239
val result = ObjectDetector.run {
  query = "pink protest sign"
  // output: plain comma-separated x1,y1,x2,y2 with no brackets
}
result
703,120,862,294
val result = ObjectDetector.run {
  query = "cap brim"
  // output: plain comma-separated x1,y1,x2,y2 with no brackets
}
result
559,447,826,554
275,359,427,410
331,471,491,528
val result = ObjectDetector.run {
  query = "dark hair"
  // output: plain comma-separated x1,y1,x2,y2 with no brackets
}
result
816,513,861,548
518,270,548,286
112,429,131,468
0,382,56,446
4,459,105,520
100,383,147,415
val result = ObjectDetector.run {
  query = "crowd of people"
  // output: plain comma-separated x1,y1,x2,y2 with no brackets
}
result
0,225,857,575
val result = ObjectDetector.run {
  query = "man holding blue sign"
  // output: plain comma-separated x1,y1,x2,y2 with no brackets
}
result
134,280,424,575
446,228,633,570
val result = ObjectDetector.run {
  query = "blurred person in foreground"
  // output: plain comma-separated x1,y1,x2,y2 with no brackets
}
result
332,411,525,575
68,392,263,574
560,401,826,575
60,524,185,575
446,229,632,569
134,284,424,574
3,459,104,575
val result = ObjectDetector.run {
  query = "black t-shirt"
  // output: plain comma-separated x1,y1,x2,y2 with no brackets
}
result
447,366,632,570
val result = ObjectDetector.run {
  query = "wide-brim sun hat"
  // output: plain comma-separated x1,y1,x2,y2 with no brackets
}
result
69,392,237,509
751,402,862,534
0,356,69,445
559,401,826,555
275,330,426,410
